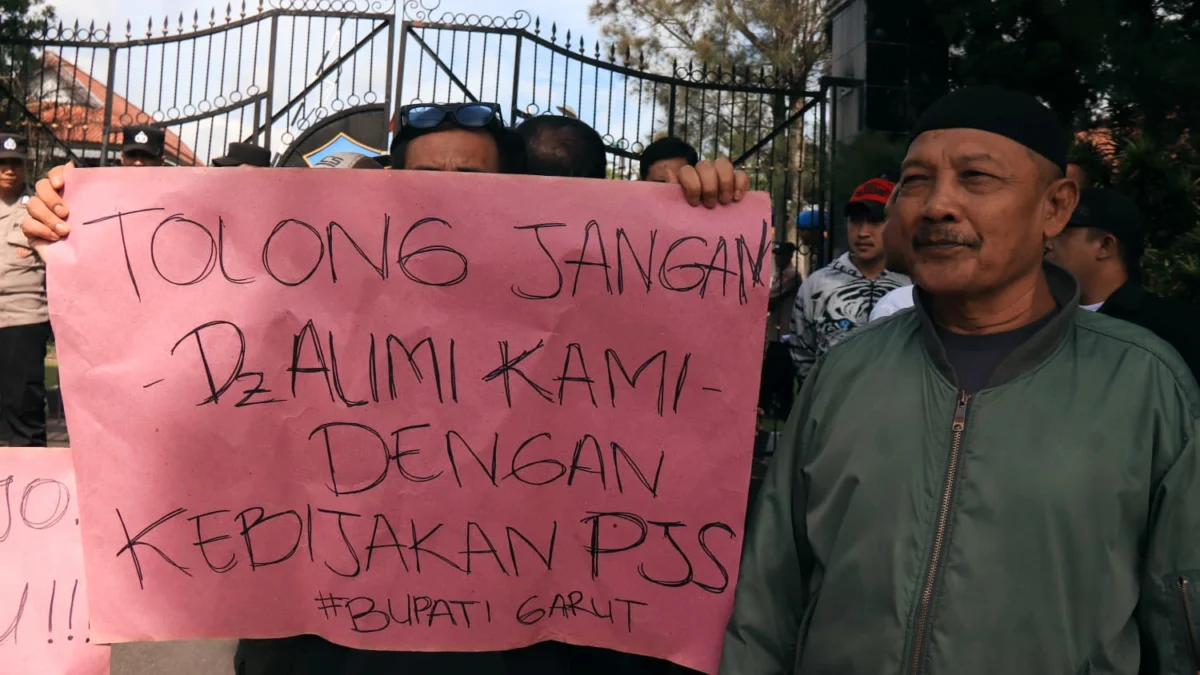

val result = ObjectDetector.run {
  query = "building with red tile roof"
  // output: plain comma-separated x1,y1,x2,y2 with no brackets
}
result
27,52,201,166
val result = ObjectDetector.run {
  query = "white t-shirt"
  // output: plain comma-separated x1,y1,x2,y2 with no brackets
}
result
868,285,915,322
1081,301,1104,312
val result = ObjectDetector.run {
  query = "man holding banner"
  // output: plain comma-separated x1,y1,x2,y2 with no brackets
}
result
22,103,757,675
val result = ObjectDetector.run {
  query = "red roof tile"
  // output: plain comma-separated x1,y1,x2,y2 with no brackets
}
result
33,52,201,166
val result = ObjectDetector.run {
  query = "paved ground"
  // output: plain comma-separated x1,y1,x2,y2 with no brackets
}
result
112,641,238,675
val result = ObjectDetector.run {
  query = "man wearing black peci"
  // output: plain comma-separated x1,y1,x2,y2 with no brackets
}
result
721,86,1200,675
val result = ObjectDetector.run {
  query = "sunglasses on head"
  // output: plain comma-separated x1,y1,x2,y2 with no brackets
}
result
398,102,503,132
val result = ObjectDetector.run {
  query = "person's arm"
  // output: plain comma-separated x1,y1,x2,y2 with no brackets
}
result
719,364,820,675
1136,407,1200,674
789,281,817,384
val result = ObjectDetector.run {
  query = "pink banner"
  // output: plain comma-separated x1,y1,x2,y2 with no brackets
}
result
1,447,110,675
50,168,768,673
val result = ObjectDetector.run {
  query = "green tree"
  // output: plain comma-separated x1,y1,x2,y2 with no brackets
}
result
906,0,1200,300
588,0,827,82
1,0,55,131
830,131,907,222
1073,135,1200,303
589,0,830,235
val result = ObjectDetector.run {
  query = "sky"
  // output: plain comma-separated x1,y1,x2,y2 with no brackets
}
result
42,0,615,164
50,0,598,44
40,0,813,176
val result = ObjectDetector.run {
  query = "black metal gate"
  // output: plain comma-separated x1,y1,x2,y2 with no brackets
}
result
2,0,836,262
1,0,396,173
395,1,837,263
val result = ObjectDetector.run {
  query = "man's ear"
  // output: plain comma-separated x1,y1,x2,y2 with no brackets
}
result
1095,233,1119,261
1042,177,1080,241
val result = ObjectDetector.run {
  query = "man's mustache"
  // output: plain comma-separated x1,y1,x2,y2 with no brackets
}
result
912,225,981,249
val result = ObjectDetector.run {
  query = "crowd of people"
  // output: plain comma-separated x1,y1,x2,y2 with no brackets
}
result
4,84,1200,674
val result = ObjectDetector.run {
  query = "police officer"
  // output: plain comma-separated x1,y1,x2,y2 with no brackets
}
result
1046,187,1200,378
0,133,50,447
121,124,166,166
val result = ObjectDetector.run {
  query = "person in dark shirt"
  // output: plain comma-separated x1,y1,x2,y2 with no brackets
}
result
1045,187,1200,378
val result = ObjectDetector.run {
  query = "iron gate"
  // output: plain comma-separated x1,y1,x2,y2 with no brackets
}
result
0,0,397,173
396,1,837,258
1,0,840,263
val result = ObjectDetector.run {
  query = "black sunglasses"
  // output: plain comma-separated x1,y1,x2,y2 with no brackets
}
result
398,102,503,132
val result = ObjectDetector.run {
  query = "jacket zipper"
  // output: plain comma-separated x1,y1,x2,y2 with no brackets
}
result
908,390,970,675
1178,577,1200,675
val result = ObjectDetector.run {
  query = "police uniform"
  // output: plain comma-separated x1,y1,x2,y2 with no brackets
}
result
0,133,50,446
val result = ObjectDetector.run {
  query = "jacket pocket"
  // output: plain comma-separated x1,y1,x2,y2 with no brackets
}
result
1170,572,1200,674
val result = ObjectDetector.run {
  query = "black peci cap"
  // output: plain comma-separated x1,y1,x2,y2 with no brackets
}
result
909,86,1068,172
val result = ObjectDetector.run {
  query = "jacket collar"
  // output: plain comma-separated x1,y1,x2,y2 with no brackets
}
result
1099,279,1147,315
829,252,862,278
913,262,1081,390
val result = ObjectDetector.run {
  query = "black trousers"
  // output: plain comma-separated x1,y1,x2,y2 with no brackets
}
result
758,341,795,420
0,321,50,447
234,637,691,675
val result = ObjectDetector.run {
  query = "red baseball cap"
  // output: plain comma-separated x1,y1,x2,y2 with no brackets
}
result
845,177,896,221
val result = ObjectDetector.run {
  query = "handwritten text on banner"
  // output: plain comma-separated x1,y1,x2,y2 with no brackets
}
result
50,169,768,674
1,447,110,675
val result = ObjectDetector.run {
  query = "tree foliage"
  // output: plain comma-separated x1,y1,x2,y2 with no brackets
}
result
1,0,55,130
589,0,829,238
587,0,827,88
590,0,1200,298
849,0,1200,299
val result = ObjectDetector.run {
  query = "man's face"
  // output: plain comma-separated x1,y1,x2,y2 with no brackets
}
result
846,211,886,264
122,151,164,167
1044,226,1101,281
0,158,25,194
894,128,1076,297
403,128,501,173
645,157,690,183
882,204,907,274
